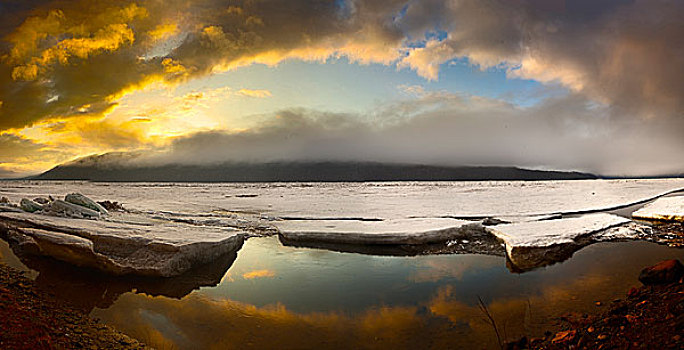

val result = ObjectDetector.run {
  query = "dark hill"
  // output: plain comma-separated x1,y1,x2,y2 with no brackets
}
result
33,158,597,182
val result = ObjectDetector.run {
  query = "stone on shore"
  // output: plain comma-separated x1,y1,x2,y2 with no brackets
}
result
632,197,684,222
20,198,43,213
65,193,109,215
638,259,684,285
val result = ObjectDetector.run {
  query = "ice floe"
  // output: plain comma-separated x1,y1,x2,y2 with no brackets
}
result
275,218,481,245
486,214,632,271
0,211,245,277
632,196,684,222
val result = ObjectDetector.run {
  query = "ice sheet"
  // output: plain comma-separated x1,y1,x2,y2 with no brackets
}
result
0,179,682,275
0,211,245,276
275,218,479,245
2,179,683,220
486,214,632,271
632,196,684,222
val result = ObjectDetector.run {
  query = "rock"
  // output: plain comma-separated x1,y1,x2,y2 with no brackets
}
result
20,198,44,213
0,196,9,204
44,200,101,219
551,330,576,344
638,259,684,285
65,193,108,215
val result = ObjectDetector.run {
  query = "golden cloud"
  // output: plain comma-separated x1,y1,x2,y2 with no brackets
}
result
0,0,680,176
236,88,271,98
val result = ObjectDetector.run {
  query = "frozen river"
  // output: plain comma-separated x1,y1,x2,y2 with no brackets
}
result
1,179,683,349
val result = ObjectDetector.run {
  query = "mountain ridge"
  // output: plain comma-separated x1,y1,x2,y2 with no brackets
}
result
31,155,599,182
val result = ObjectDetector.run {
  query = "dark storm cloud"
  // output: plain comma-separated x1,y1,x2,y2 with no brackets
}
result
1,0,682,130
0,0,408,130
400,0,684,119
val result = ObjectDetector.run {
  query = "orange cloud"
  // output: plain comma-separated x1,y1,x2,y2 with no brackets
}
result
237,89,272,98
147,23,178,41
8,4,147,81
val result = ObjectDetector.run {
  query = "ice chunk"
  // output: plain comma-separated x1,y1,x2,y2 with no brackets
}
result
20,198,43,213
45,200,101,219
486,214,631,271
275,218,481,245
0,211,245,277
65,193,109,214
632,197,684,222
0,204,23,213
487,213,630,248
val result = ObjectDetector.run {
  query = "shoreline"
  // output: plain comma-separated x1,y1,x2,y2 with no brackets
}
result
0,262,148,349
508,259,684,350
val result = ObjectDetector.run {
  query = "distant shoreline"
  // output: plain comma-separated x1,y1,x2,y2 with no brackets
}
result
30,161,600,182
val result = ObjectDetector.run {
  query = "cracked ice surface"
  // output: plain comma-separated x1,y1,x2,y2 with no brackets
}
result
632,196,684,222
1,179,683,220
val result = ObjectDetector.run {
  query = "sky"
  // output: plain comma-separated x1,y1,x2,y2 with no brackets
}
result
0,0,682,177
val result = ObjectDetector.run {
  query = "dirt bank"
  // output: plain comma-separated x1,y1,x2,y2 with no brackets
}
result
508,260,684,350
0,263,148,349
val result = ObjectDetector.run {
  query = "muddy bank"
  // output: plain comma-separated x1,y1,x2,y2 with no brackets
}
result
0,263,148,349
509,260,684,350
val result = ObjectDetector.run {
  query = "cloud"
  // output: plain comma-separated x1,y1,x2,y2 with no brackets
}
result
237,88,271,98
0,133,72,176
0,0,681,176
140,91,683,176
398,0,684,119
2,0,682,133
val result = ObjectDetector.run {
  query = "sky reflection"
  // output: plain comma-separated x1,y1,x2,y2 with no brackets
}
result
82,238,684,349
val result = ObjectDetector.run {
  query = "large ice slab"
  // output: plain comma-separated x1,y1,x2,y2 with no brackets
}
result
632,197,684,222
486,214,631,271
0,211,245,277
275,218,481,245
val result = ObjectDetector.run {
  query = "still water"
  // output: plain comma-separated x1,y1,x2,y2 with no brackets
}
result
2,235,682,349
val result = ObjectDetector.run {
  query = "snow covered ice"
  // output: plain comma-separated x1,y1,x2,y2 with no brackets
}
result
276,218,479,245
632,196,684,222
0,211,245,277
486,214,632,271
0,179,683,275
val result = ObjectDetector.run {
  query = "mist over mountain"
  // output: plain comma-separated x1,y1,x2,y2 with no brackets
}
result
33,153,597,182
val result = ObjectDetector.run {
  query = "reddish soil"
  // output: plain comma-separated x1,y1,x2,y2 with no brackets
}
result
0,263,148,350
508,269,684,349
